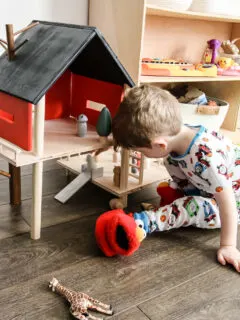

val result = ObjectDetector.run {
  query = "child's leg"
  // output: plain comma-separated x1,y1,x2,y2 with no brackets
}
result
143,196,221,233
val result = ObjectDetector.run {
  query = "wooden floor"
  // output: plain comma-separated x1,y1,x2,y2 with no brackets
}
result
1,158,240,320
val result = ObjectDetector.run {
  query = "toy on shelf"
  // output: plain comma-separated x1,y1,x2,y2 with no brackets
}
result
221,39,240,55
141,58,217,77
49,278,113,320
221,38,240,65
96,107,112,144
217,56,240,76
207,39,221,64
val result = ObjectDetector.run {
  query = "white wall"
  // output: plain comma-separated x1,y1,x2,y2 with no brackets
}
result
0,0,88,45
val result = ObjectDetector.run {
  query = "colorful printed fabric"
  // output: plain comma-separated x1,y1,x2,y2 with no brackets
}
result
164,126,240,206
134,196,224,235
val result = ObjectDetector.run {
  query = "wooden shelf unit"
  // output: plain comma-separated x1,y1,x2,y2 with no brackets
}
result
146,5,240,23
89,0,240,133
141,75,240,83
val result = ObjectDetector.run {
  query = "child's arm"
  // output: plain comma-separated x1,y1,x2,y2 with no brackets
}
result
215,187,240,272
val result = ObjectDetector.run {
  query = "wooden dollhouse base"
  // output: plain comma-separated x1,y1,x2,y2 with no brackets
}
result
57,150,170,207
0,118,107,166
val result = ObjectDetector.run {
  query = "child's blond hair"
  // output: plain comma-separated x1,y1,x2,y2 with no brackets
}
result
112,85,182,150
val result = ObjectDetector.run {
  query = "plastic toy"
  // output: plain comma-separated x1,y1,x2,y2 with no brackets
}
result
207,39,221,64
221,39,240,55
141,58,217,77
217,57,240,76
49,277,113,320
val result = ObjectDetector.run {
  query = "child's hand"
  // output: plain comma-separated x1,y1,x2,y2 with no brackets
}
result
217,246,240,272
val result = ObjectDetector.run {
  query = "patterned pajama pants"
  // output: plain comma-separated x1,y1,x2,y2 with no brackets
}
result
144,195,240,234
144,160,240,234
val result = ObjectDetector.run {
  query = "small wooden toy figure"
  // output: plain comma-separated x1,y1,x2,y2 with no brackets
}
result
96,107,112,143
49,278,113,320
77,114,88,137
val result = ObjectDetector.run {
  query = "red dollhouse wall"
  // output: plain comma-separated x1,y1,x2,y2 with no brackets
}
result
71,74,123,126
45,69,71,120
0,92,32,151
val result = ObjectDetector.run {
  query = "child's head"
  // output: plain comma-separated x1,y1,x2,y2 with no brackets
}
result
112,85,182,158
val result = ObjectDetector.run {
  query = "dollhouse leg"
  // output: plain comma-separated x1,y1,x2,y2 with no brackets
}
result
31,96,45,240
9,163,21,205
31,161,43,240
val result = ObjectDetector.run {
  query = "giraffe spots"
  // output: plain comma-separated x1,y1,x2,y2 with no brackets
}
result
215,186,223,193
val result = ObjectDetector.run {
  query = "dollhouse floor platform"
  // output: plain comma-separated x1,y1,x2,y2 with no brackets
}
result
57,150,170,199
0,118,106,167
1,157,240,319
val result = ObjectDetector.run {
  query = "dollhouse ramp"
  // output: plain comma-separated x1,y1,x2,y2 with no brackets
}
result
55,166,104,204
55,171,91,204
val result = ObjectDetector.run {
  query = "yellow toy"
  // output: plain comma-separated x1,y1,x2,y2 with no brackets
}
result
141,58,217,77
218,57,238,69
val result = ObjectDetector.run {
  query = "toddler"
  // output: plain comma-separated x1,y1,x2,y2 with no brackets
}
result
112,85,240,272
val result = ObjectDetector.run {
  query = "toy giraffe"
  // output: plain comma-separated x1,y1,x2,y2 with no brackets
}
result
49,278,113,320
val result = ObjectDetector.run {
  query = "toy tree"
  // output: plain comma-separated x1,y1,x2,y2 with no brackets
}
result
96,107,112,143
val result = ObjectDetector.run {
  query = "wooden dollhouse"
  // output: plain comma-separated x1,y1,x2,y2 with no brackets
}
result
0,21,169,240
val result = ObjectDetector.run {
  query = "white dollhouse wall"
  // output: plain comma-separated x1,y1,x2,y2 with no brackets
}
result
0,0,89,54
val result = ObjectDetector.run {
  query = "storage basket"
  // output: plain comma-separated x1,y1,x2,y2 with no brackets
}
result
180,97,229,130
146,0,192,11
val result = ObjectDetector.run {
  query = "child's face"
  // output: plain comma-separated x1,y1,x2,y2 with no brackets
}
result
133,143,169,159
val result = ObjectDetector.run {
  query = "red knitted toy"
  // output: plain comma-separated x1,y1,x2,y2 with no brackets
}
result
95,181,184,257
95,209,145,257
156,180,184,206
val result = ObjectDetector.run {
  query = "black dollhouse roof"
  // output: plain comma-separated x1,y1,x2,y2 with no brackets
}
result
0,21,134,105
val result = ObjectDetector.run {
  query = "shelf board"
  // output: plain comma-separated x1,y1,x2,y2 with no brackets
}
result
146,5,240,23
140,75,240,83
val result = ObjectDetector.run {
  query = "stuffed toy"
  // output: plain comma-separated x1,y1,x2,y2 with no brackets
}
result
95,181,220,257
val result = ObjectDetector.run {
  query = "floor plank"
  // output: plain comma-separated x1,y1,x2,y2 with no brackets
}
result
0,216,224,319
0,168,67,205
0,204,29,239
21,183,112,227
138,265,240,320
111,307,149,320
0,159,60,180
